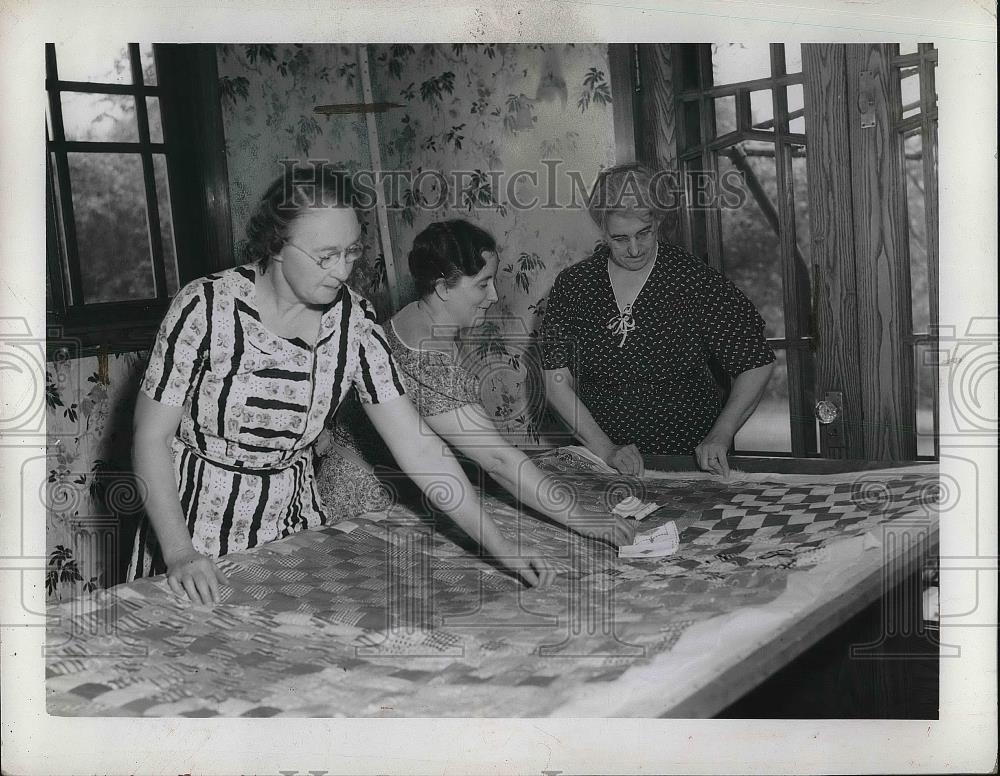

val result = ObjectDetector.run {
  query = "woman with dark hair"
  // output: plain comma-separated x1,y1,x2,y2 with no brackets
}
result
128,171,557,604
315,219,635,549
541,163,776,477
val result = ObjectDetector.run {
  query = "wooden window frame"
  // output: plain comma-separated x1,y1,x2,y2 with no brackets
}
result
893,43,940,459
678,44,816,458
46,43,233,359
615,43,938,462
616,43,817,457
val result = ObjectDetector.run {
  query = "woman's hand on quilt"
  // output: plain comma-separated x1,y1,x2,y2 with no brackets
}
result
484,535,558,588
694,433,732,479
567,515,636,547
313,428,334,457
165,548,229,605
603,443,645,477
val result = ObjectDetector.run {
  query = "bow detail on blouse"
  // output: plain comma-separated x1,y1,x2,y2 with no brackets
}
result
606,307,637,348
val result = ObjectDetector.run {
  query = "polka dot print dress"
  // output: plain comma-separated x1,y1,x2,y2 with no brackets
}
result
127,264,406,580
541,242,775,455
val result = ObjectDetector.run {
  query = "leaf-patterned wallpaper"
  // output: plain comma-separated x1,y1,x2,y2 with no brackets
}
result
217,43,392,316
45,43,618,595
368,43,616,443
45,352,149,599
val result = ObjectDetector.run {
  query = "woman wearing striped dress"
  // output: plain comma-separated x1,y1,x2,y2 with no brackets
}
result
128,167,556,603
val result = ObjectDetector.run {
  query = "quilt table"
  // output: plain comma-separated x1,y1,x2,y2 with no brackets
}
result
46,448,939,717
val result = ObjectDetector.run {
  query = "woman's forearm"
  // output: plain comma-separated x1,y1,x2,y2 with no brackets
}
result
132,434,196,564
364,397,558,586
405,454,508,549
483,448,573,526
378,420,507,549
708,361,776,440
419,405,575,529
476,442,632,548
543,368,617,459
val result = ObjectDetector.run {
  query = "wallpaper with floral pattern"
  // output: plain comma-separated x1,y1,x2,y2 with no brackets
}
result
217,43,392,317
45,351,149,599
45,43,618,596
367,43,616,443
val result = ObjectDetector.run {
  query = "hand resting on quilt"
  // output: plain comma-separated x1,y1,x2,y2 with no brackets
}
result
164,547,229,605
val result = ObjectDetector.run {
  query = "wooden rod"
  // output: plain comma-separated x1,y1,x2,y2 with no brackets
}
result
358,45,400,312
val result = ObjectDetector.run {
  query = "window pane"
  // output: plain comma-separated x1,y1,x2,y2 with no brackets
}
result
718,145,785,338
146,97,163,143
711,44,772,85
783,43,803,74
54,43,132,84
897,43,920,56
734,348,791,452
715,96,736,135
60,92,139,142
67,153,155,303
900,67,921,119
152,155,179,296
139,43,157,85
750,90,774,131
913,341,937,457
904,131,929,333
785,83,805,133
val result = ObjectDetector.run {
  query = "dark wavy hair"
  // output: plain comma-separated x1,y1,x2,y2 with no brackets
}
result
408,219,498,298
244,165,358,271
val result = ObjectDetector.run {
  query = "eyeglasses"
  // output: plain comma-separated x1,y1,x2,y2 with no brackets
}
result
285,240,365,269
609,228,657,244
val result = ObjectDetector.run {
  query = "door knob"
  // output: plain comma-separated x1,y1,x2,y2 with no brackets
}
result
815,399,840,424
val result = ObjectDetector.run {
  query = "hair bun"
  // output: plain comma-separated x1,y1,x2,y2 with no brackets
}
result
408,219,497,298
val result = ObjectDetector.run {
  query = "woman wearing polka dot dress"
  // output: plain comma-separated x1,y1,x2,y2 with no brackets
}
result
541,163,776,478
128,166,557,603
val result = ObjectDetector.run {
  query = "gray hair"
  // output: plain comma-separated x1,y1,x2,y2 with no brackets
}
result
587,163,668,231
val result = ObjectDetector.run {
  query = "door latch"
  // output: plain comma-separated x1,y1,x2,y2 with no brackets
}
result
858,70,876,129
816,391,846,458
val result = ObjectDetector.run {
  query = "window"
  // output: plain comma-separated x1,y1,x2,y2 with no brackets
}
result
673,43,816,456
46,43,232,355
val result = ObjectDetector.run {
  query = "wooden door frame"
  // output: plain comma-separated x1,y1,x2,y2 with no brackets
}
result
804,43,919,461
801,44,866,459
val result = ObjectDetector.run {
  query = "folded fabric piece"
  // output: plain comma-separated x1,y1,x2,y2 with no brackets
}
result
612,496,662,520
619,521,680,559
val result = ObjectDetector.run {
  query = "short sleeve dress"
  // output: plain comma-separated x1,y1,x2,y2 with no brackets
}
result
314,320,482,520
541,242,775,455
127,264,406,580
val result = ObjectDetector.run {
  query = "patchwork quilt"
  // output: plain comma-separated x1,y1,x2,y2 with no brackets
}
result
46,449,939,717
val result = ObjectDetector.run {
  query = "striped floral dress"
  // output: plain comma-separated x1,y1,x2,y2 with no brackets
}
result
127,263,405,580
